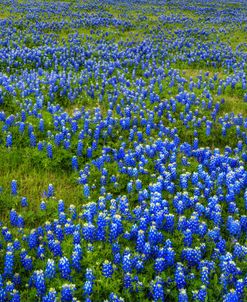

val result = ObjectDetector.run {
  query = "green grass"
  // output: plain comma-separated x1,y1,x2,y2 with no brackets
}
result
217,95,247,115
0,147,83,222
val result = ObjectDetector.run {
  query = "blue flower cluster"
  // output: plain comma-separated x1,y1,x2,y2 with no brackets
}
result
0,0,247,301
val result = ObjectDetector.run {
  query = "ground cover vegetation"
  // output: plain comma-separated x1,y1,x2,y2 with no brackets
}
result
0,0,247,301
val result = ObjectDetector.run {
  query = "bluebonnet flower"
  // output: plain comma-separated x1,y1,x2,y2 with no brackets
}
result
55,225,64,241
71,252,81,272
154,258,165,273
29,229,38,249
39,119,44,132
87,243,94,252
188,246,202,265
113,252,121,265
20,197,28,207
47,143,53,159
11,180,17,196
236,279,244,298
42,288,57,302
69,205,77,220
64,223,74,235
201,266,209,286
30,132,36,147
37,244,45,259
2,228,12,242
71,121,78,133
47,184,54,197
83,268,94,297
77,141,83,156
38,141,44,151
102,260,113,278
22,255,33,271
5,281,14,293
10,209,18,227
83,184,90,199
135,179,142,190
47,231,55,241
6,133,12,148
40,201,47,211
87,147,92,158
178,289,188,302
183,229,193,247
175,264,186,290
50,239,62,257
10,289,21,302
151,277,164,302
82,223,95,242
224,289,239,302
59,212,67,225
45,259,56,279
61,284,76,302
13,273,21,287
4,251,14,277
164,214,175,232
0,288,6,301
59,257,71,280
108,292,124,302
227,217,241,237
123,273,132,289
83,281,93,296
33,270,46,297
85,269,95,282
127,181,133,194
148,225,162,245
197,285,207,302
58,200,65,212
73,231,81,245
109,222,118,242
122,254,132,273
198,222,208,238
72,156,78,171
165,247,175,267
20,249,27,262
19,122,25,134
136,230,145,252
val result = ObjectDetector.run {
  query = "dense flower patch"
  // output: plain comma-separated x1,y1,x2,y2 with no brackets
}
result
0,0,247,301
